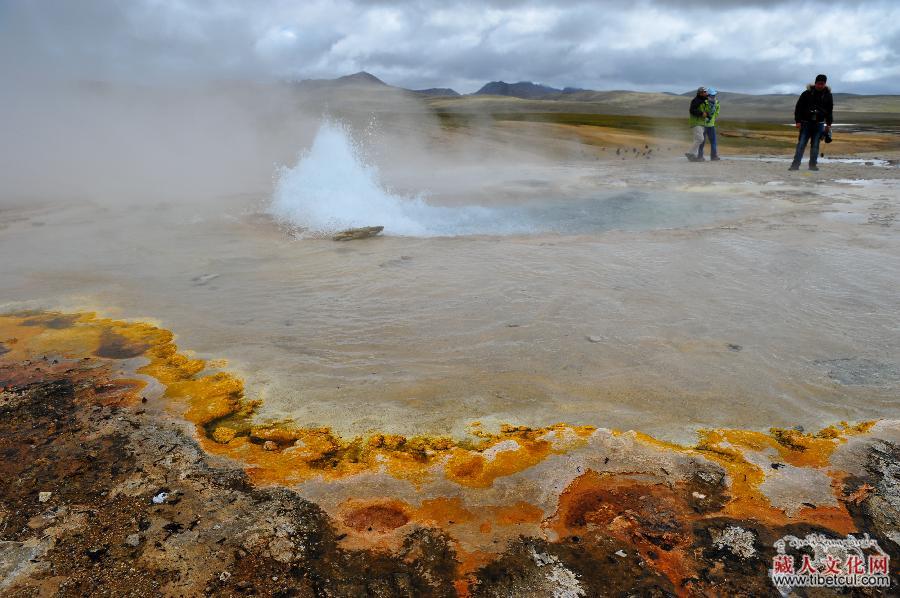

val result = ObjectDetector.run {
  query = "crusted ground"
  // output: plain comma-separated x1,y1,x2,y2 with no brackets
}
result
0,354,462,597
1,312,898,596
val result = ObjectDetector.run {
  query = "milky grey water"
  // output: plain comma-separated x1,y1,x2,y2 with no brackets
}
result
2,169,898,443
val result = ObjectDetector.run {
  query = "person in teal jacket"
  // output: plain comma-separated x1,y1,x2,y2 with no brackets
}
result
698,88,720,161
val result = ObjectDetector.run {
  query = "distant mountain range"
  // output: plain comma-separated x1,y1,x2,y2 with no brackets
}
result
290,72,900,120
302,71,879,100
473,81,560,99
295,71,390,90
412,88,460,97
300,72,577,98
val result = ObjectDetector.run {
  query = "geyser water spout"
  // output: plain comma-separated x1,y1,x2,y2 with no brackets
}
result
269,121,528,237
270,121,427,236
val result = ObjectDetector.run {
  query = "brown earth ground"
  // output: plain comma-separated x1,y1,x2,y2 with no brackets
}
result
2,311,900,597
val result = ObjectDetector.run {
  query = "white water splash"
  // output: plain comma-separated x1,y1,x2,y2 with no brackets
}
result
269,121,516,237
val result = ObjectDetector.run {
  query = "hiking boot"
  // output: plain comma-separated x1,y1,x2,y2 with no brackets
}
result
710,156,721,161
684,152,698,162
788,163,800,171
809,164,819,171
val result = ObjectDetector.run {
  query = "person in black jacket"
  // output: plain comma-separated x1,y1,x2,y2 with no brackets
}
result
789,74,833,171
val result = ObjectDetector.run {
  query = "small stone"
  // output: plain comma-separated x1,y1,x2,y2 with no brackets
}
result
332,226,384,241
263,440,278,451
219,571,232,582
212,426,237,444
587,336,604,343
269,536,295,563
192,273,221,286
711,525,757,560
727,343,742,352
151,491,169,505
615,550,627,557
86,546,108,561
38,491,52,503
692,492,706,499
125,533,141,547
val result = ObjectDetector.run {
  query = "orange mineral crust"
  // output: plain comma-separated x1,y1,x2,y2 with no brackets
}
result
2,310,895,595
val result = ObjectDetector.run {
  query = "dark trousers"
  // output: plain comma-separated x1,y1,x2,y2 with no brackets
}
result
792,122,825,166
699,126,717,158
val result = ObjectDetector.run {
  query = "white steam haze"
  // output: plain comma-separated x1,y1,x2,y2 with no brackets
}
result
0,74,482,206
0,82,321,201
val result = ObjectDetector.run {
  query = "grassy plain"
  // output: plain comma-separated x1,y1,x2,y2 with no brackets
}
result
430,107,900,156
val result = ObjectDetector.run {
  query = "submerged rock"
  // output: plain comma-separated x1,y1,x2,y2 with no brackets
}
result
816,357,900,386
331,226,384,241
212,426,237,444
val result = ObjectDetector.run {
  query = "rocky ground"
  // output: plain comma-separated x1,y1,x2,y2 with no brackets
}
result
0,347,465,597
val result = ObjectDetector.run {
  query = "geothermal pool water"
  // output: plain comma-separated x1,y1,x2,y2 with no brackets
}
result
1,124,898,443
269,122,747,237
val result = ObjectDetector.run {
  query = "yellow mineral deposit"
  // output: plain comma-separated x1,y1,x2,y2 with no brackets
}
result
0,310,883,594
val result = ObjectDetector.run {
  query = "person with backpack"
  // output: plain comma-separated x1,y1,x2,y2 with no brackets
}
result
789,74,833,171
698,88,720,161
685,87,709,162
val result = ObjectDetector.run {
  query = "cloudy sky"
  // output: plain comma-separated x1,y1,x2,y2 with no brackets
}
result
3,0,899,94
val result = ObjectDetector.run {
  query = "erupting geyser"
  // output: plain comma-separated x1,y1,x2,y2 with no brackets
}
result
269,121,525,237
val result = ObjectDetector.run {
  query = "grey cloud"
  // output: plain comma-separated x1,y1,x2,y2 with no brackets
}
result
2,0,899,94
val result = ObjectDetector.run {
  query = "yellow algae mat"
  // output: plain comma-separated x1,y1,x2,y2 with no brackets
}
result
1,311,893,594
